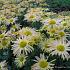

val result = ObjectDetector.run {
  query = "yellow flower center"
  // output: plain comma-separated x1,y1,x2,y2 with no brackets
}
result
1,25,7,30
32,9,37,12
44,43,50,48
0,34,4,38
12,25,17,29
59,31,65,37
1,17,6,21
9,18,14,23
48,19,56,25
31,36,40,44
23,30,32,36
50,29,56,33
61,21,67,26
19,56,25,62
39,60,48,68
57,44,65,52
19,40,27,48
29,15,35,19
1,39,8,46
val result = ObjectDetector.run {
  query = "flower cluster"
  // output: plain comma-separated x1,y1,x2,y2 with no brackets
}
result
0,0,70,70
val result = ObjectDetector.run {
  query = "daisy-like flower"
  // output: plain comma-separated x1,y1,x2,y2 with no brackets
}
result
47,26,59,36
0,15,6,23
0,32,12,39
41,18,63,34
27,8,43,15
42,18,62,26
0,32,7,39
41,23,60,37
57,30,70,38
12,36,34,56
61,20,70,29
18,27,36,37
0,33,5,39
58,31,65,37
11,23,21,31
24,13,41,22
32,54,55,70
50,39,70,60
0,60,8,70
0,32,11,49
0,25,7,33
61,21,68,27
28,32,42,46
40,38,55,52
0,37,10,49
7,17,16,24
42,18,64,32
15,54,27,67
55,30,70,40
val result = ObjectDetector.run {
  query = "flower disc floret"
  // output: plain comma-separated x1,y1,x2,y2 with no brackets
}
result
19,40,27,48
57,44,65,52
48,19,56,25
39,60,48,68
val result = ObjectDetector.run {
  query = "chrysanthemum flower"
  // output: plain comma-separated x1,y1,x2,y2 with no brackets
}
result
18,27,36,37
0,15,6,22
40,38,54,52
42,18,63,35
60,20,70,32
27,8,43,15
47,27,59,36
0,32,7,39
58,31,65,37
42,19,69,38
32,54,55,70
0,32,11,49
7,18,16,24
0,25,7,33
0,60,8,70
50,39,70,60
56,30,70,40
11,23,21,31
28,32,42,46
12,36,34,55
24,8,42,22
0,34,5,39
0,38,10,49
42,18,62,26
24,13,41,22
15,54,27,67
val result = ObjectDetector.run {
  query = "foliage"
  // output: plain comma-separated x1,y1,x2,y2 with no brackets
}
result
46,0,70,12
